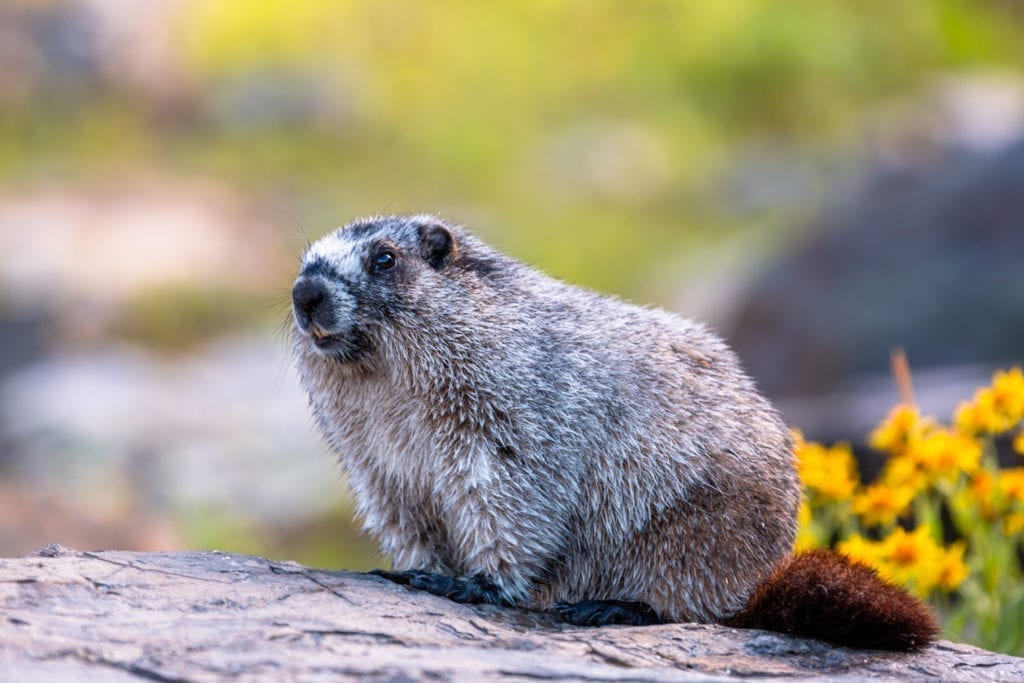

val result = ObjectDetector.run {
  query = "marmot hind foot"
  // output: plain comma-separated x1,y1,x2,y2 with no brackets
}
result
372,569,512,606
554,599,663,626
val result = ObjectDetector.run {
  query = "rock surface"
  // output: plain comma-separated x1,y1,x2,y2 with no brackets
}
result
1,546,1021,682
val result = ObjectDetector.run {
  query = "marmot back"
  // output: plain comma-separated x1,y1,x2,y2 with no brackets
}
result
292,214,937,650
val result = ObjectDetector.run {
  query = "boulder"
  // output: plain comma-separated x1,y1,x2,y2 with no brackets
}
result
2,545,1020,681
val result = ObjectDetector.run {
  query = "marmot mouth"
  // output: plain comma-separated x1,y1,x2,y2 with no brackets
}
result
310,329,341,348
306,323,332,340
304,326,369,363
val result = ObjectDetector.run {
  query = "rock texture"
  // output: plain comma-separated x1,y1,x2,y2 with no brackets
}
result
1,546,1021,682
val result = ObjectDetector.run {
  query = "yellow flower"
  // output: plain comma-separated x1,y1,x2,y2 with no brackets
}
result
998,468,1024,503
880,527,945,597
1005,512,1024,536
797,498,811,527
992,367,1024,425
852,483,915,527
967,468,1024,519
960,390,1014,434
937,541,969,592
794,499,818,552
954,399,987,436
971,469,995,498
907,429,982,482
795,434,859,502
840,527,953,598
885,527,931,565
1014,431,1024,457
870,405,925,456
955,367,1024,436
837,534,882,569
969,470,997,519
880,455,928,498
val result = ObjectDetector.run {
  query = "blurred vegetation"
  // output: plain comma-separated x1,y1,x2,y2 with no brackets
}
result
4,1,1024,301
113,285,269,351
179,504,385,571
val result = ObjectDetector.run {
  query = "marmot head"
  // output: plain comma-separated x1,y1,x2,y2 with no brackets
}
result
291,214,497,364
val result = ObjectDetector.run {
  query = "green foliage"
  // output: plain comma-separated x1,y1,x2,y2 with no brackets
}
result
266,507,387,572
177,505,271,558
6,1,1024,303
179,503,386,571
114,285,270,351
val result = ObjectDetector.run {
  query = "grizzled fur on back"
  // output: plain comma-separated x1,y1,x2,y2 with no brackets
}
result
292,214,799,623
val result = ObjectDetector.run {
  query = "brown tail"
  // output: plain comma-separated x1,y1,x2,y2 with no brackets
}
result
724,549,939,650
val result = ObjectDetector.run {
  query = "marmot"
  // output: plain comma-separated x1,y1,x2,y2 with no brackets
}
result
291,214,938,650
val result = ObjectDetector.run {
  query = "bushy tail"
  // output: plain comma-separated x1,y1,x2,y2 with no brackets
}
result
724,549,939,650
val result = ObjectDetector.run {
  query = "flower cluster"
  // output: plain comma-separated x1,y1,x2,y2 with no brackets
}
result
955,367,1024,435
838,528,967,597
795,431,858,503
796,366,1024,654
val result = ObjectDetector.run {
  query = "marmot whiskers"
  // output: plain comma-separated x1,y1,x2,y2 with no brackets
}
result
291,214,937,650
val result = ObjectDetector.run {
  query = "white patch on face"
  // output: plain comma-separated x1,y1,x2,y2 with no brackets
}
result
297,230,365,336
304,229,364,277
328,285,358,332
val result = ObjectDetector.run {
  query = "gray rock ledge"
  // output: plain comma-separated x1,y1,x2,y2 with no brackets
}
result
1,545,1020,682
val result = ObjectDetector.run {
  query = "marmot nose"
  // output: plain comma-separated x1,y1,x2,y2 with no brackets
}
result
291,278,328,327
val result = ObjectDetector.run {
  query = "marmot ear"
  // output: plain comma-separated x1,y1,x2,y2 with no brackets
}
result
419,223,455,270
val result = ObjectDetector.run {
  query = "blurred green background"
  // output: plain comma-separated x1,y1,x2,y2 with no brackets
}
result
1,0,1023,577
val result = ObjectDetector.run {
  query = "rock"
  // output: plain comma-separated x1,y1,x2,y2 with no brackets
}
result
727,135,1024,403
724,134,1024,446
1,547,1020,681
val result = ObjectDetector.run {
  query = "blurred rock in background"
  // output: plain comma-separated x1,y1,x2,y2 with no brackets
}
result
726,80,1024,442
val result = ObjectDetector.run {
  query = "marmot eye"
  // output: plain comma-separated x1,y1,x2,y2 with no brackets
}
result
375,252,396,271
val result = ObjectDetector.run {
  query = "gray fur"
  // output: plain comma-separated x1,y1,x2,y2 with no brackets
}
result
292,214,799,623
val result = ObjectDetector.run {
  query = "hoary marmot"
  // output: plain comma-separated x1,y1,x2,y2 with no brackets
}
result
291,214,937,650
